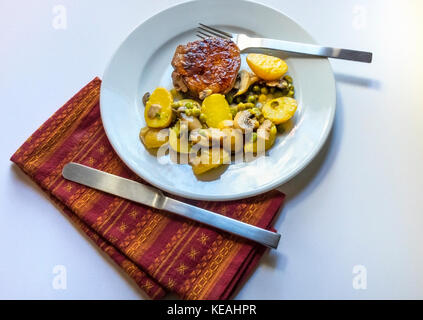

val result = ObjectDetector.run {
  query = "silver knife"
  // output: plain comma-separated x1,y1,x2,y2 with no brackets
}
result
62,163,281,249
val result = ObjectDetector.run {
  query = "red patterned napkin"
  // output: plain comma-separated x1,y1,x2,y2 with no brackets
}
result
11,78,285,299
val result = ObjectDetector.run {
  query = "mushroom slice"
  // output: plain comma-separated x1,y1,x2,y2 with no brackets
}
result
199,89,213,100
257,119,273,141
263,78,288,89
147,103,162,119
171,71,188,93
233,110,259,132
142,92,151,106
180,113,202,131
235,70,259,96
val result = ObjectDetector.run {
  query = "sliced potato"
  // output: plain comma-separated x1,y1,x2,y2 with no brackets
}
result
144,87,173,128
139,127,169,149
246,54,288,81
262,97,297,124
169,125,191,154
201,94,232,128
191,148,230,175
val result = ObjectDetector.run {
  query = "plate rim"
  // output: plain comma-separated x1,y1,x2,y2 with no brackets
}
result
100,0,336,201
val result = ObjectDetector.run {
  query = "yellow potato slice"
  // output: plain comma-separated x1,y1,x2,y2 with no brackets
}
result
262,97,297,124
144,87,173,128
201,94,232,128
169,126,191,154
139,127,169,149
191,148,230,175
246,54,288,81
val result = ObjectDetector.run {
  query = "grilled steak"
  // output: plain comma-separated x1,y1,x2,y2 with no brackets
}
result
171,37,241,99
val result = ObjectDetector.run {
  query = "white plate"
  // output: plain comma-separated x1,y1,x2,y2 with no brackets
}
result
100,0,336,201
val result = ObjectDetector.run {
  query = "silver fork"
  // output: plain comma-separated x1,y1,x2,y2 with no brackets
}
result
197,23,372,63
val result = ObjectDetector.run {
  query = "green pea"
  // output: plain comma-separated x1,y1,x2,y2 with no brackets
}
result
235,96,243,104
192,108,201,117
247,95,257,103
199,113,207,123
185,102,193,109
244,102,255,109
251,108,261,117
284,75,293,83
185,109,192,116
253,85,261,93
171,102,181,108
287,90,295,97
252,132,257,143
260,87,268,94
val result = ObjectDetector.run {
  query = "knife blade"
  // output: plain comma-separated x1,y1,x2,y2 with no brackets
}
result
62,163,281,249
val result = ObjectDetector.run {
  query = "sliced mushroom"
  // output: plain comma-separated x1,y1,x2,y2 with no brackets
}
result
139,127,150,144
171,71,188,93
180,113,202,131
199,89,213,100
257,119,273,141
233,110,259,132
147,104,162,119
233,73,241,90
142,92,150,106
235,70,259,97
176,106,187,113
262,79,288,89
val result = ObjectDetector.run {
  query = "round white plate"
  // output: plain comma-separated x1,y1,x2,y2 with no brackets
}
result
100,0,336,201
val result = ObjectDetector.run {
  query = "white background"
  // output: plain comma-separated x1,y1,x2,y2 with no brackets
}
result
1,0,422,299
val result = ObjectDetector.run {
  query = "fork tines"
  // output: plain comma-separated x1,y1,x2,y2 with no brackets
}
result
196,23,233,40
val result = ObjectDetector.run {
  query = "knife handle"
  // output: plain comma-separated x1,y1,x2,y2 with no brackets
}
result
243,36,373,63
63,162,281,249
163,197,281,249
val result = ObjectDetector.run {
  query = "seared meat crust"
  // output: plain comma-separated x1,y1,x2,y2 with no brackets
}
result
171,37,241,99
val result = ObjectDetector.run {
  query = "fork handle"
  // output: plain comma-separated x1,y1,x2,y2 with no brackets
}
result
243,37,372,63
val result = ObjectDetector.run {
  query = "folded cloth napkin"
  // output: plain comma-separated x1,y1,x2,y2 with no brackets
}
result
11,77,285,299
